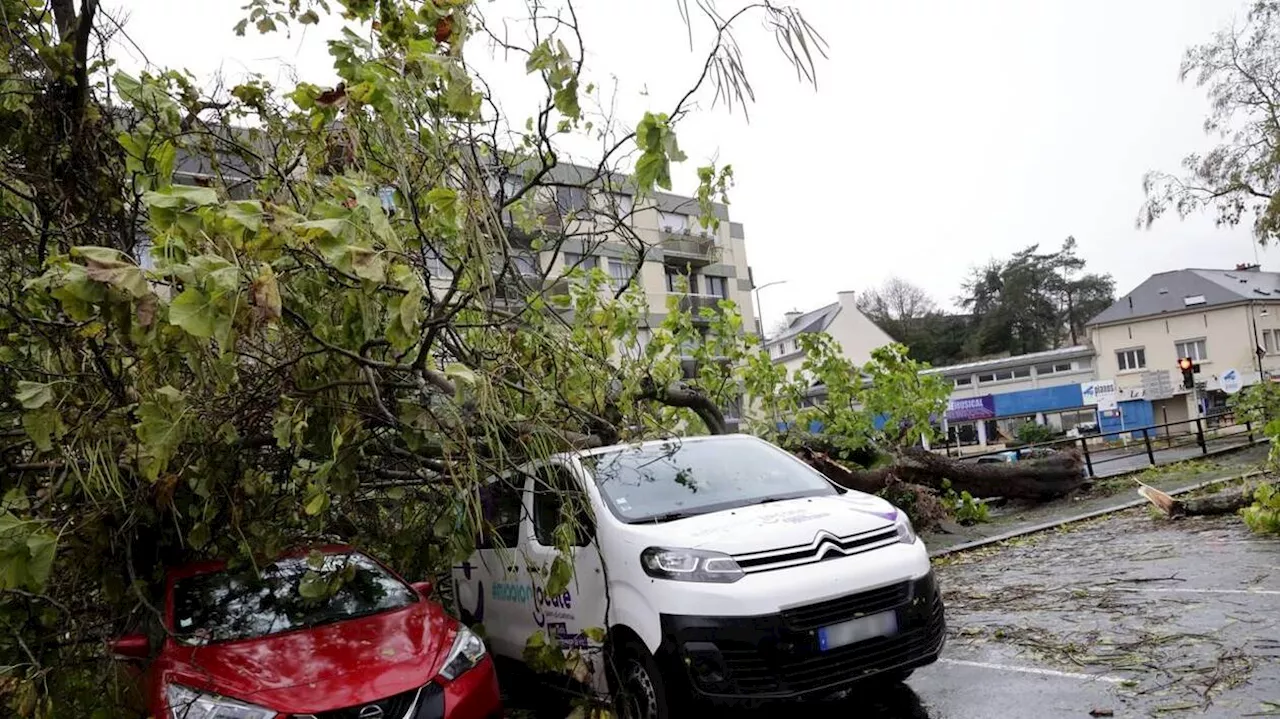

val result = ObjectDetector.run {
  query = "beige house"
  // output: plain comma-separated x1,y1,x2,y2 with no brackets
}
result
1087,264,1280,426
764,291,896,377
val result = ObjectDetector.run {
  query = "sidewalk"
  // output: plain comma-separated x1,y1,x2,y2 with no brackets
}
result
921,443,1270,553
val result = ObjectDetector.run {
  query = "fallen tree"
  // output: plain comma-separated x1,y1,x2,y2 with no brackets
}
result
798,445,1088,501
1138,480,1277,518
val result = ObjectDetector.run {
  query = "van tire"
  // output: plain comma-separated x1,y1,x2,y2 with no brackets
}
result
608,640,670,719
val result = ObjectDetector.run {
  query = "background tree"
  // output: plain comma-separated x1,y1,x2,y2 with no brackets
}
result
1141,1,1280,244
957,239,1114,358
0,0,825,713
857,277,971,366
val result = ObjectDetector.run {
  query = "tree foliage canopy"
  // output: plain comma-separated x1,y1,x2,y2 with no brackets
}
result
0,0,841,713
957,237,1114,358
1142,0,1280,244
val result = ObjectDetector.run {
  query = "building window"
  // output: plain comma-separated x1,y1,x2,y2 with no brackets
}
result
1265,329,1277,354
1174,339,1208,362
425,246,452,280
705,275,727,299
1117,348,1146,371
564,253,598,272
659,211,689,234
1036,362,1076,375
1013,367,1031,379
512,254,538,276
977,373,994,383
609,260,635,289
1055,362,1073,372
954,377,972,387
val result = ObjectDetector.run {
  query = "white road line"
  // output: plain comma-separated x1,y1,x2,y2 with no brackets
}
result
1096,586,1280,596
938,658,1127,684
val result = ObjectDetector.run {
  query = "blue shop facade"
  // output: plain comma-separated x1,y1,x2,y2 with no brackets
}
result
942,382,1154,446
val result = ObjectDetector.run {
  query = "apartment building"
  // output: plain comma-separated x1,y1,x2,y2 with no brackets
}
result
1086,264,1280,431
764,291,896,377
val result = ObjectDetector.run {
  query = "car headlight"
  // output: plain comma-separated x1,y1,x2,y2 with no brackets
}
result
438,624,487,681
166,684,276,719
894,512,917,545
640,547,744,583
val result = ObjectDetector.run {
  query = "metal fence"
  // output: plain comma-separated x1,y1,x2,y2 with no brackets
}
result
940,410,1265,479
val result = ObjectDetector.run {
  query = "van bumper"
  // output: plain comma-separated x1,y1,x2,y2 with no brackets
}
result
656,570,944,702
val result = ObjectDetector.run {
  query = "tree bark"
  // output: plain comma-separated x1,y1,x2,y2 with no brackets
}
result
640,378,727,435
798,445,1088,500
1138,482,1270,517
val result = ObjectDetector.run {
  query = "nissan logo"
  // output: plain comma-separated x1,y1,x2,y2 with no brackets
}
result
358,705,385,719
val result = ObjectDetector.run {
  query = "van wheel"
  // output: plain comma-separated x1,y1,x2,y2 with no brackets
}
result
609,642,669,719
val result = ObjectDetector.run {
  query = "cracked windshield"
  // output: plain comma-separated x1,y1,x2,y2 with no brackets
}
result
2,1,1278,718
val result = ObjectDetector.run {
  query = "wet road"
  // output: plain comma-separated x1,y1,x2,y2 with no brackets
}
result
903,509,1280,718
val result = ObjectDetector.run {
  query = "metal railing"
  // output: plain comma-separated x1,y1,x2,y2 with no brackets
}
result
940,410,1265,479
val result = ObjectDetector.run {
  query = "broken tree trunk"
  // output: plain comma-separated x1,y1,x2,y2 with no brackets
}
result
798,445,1088,500
1138,482,1274,517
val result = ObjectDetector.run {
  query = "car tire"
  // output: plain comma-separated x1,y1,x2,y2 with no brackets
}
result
608,640,670,719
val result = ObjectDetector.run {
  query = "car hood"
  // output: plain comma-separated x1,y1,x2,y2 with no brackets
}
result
162,600,455,713
630,492,900,554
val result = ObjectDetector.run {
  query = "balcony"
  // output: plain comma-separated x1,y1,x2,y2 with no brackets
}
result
674,293,726,321
503,206,563,246
661,231,718,266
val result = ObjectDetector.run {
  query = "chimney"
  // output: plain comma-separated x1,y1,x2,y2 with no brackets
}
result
1236,262,1262,272
836,289,857,309
783,310,803,326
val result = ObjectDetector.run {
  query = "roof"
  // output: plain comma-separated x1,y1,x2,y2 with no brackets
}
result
922,345,1095,377
1088,268,1280,327
766,302,840,345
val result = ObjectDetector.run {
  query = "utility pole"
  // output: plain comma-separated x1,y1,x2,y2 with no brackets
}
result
753,279,787,340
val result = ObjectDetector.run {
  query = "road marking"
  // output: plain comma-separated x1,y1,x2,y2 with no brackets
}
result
1097,586,1280,596
938,658,1127,684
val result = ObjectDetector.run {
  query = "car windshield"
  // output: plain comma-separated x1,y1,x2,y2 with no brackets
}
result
582,436,837,523
171,552,417,644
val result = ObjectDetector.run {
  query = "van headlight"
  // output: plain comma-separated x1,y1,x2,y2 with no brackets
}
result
165,684,276,719
641,547,744,583
894,513,917,545
438,624,487,681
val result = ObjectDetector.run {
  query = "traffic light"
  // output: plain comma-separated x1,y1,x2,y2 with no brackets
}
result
1178,357,1195,389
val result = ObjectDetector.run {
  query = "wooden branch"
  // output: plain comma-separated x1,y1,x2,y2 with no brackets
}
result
1137,481,1271,517
639,378,727,435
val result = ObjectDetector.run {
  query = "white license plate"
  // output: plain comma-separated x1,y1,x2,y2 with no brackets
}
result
817,610,898,651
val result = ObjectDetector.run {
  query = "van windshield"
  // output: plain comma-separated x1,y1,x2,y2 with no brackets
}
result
581,436,837,523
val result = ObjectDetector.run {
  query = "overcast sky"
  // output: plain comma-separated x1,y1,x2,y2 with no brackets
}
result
114,0,1271,328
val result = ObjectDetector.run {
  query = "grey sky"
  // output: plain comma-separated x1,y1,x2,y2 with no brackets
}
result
114,0,1269,329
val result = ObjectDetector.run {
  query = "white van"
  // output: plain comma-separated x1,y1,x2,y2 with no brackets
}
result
451,434,944,716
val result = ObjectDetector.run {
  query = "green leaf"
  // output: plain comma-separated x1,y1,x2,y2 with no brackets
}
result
190,255,240,295
134,386,188,481
298,570,330,599
21,407,62,453
14,381,53,410
349,246,386,282
583,626,606,643
24,532,57,591
304,490,329,516
74,246,149,298
547,554,573,595
168,288,217,338
444,363,477,386
299,9,320,24
296,218,349,238
225,201,263,233
554,77,581,119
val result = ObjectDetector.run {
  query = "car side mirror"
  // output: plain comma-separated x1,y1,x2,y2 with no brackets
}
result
111,634,150,660
411,580,433,598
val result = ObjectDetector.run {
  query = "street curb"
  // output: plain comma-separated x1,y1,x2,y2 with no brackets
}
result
928,468,1267,558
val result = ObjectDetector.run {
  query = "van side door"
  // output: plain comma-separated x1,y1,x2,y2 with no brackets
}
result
524,461,607,679
455,474,532,659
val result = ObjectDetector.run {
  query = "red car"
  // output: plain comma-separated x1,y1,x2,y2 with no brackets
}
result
111,546,502,719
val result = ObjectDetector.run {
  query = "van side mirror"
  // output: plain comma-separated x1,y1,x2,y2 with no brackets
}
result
111,634,150,660
411,580,433,598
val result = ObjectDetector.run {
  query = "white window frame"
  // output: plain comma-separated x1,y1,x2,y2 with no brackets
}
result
1174,338,1208,362
954,377,972,387
608,260,635,289
1116,347,1146,371
564,253,598,272
1264,329,1277,354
